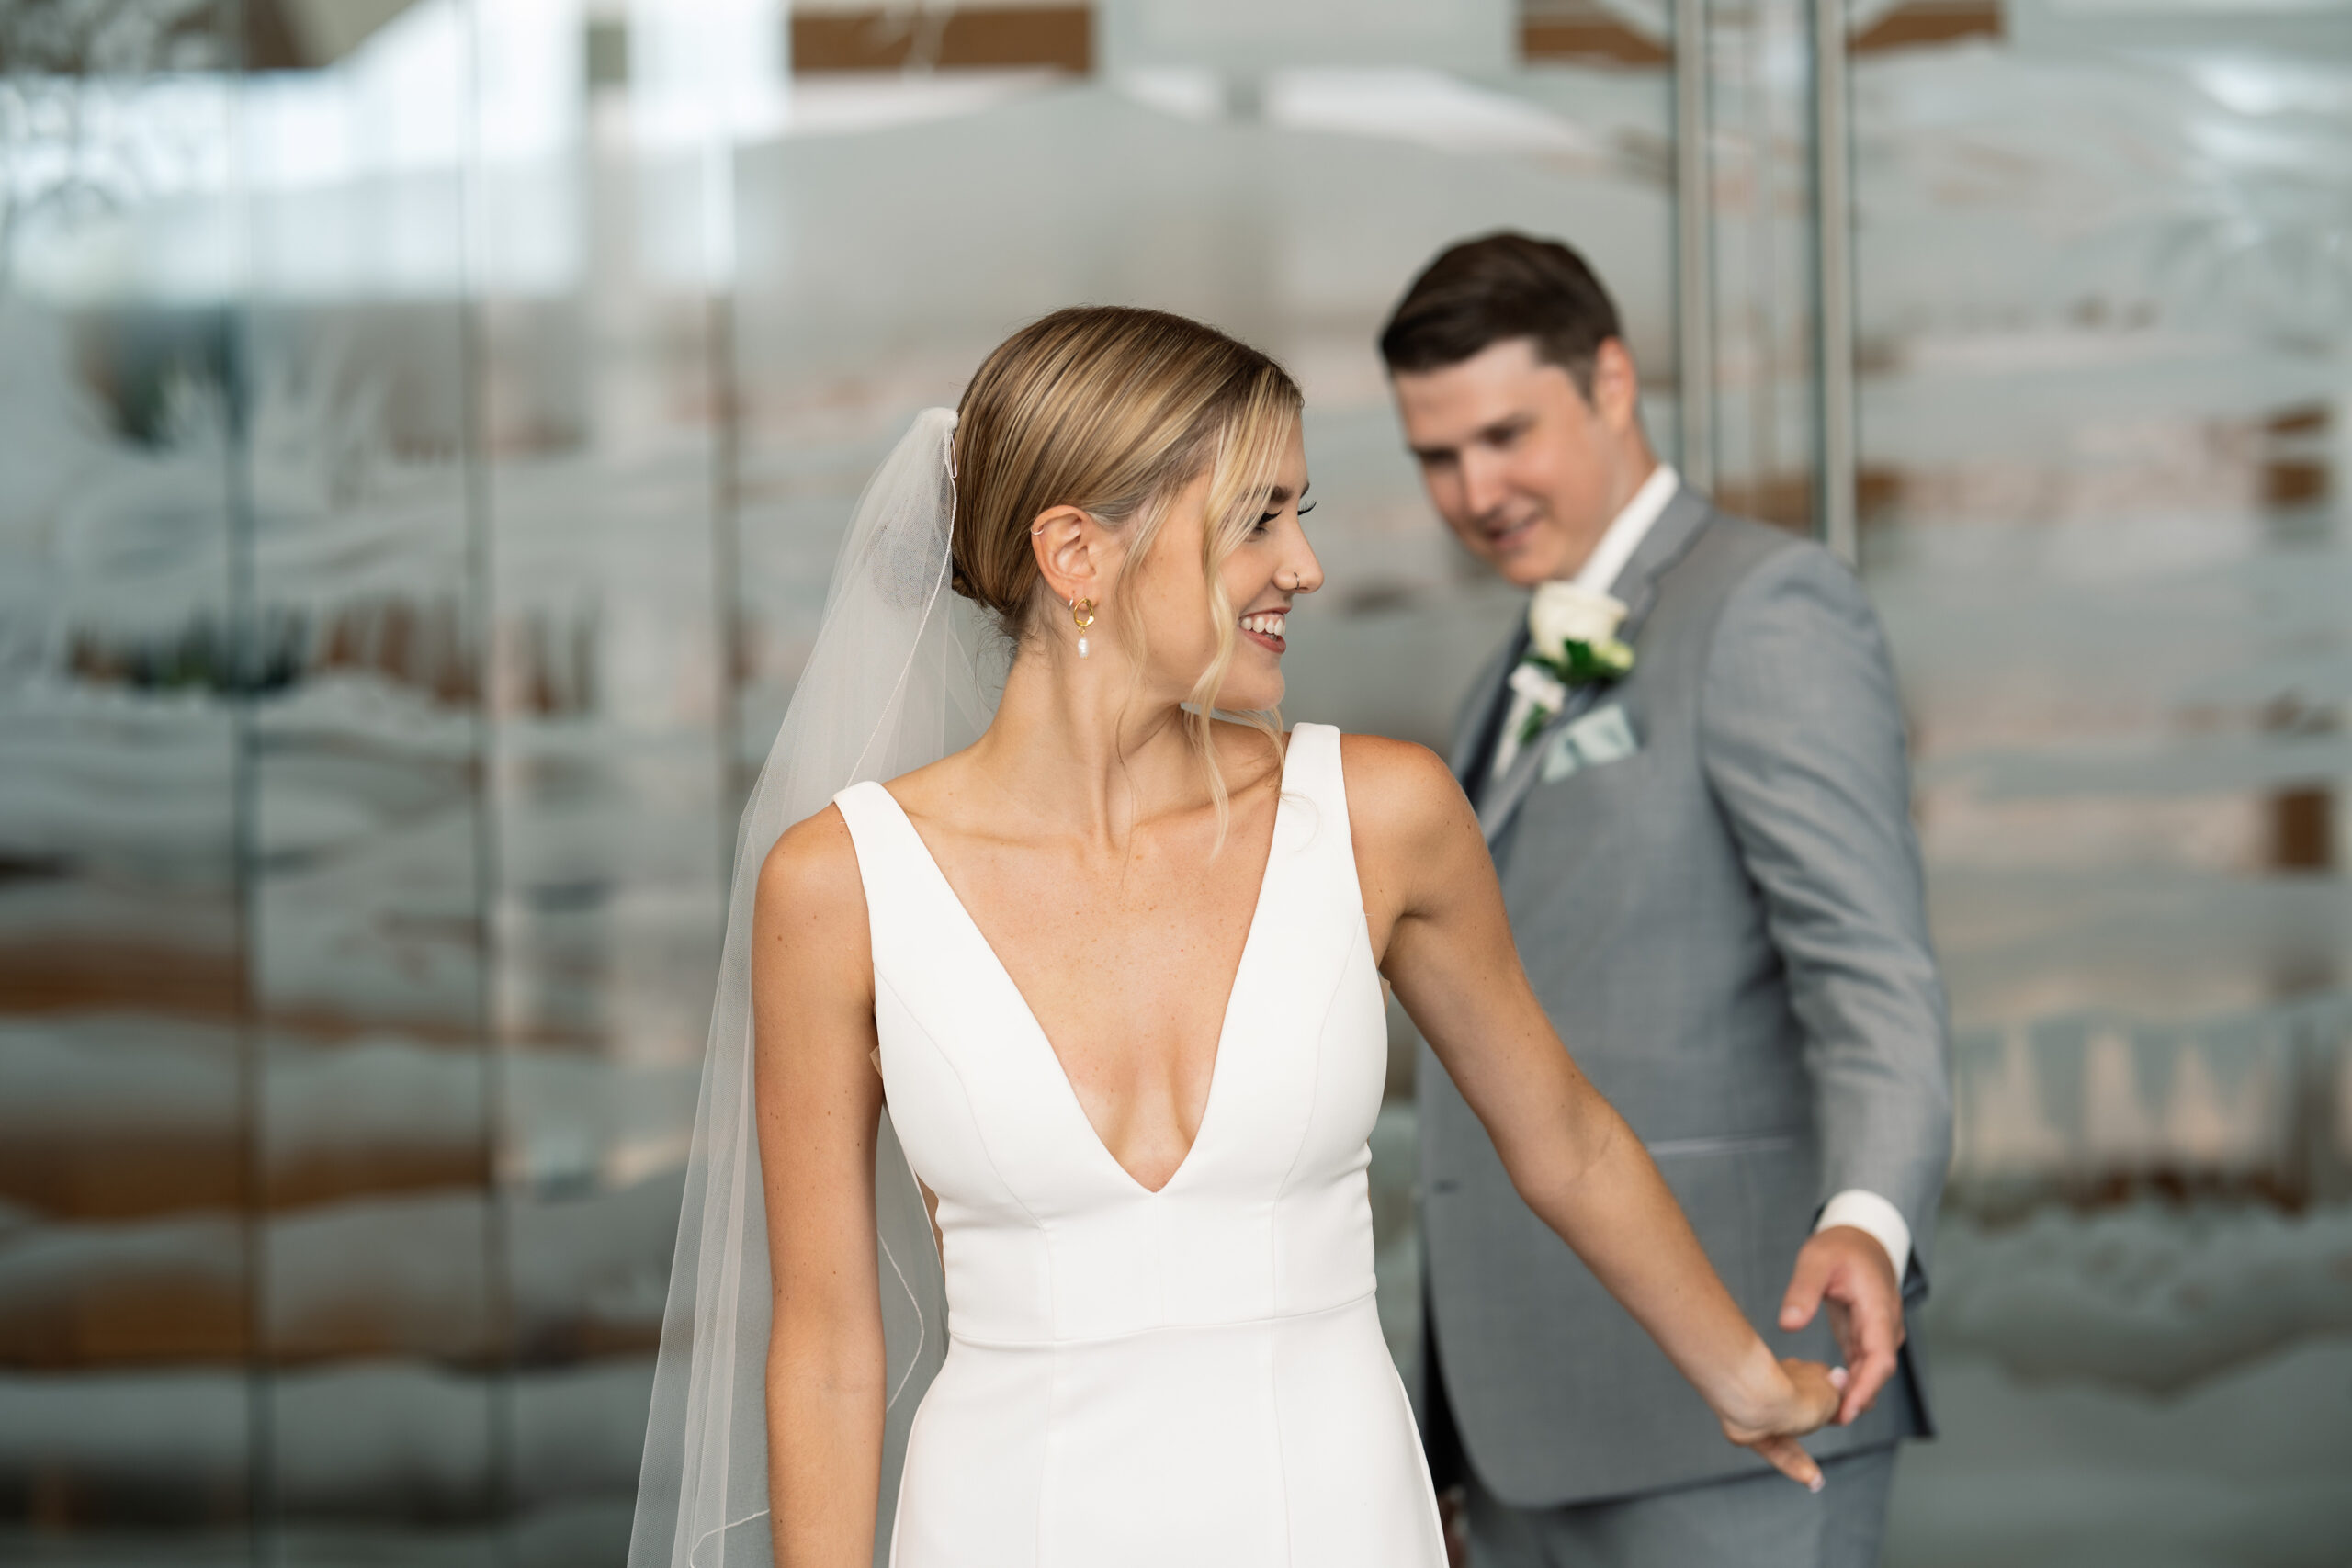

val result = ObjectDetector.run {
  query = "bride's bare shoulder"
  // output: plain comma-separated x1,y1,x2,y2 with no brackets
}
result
1335,731,1476,855
755,803,867,942
752,810,876,1046
1329,734,1476,924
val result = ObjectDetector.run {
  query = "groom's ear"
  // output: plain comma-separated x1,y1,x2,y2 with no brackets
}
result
1589,339,1643,434
1029,504,1099,604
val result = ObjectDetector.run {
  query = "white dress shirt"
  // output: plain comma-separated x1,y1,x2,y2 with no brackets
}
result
1490,462,1679,779
1487,460,1914,1281
1576,459,1683,600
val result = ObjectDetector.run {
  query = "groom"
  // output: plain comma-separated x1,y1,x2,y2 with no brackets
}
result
1381,231,1951,1565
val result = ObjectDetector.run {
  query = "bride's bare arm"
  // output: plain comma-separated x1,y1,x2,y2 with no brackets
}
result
752,807,888,1565
1344,735,1839,1487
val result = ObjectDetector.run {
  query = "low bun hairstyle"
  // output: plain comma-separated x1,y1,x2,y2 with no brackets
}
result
952,306,1300,618
951,306,1303,838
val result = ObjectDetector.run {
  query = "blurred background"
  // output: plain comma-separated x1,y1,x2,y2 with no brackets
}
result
2,1,2347,1564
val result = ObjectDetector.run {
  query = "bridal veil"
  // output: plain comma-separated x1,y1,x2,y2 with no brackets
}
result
628,408,990,1568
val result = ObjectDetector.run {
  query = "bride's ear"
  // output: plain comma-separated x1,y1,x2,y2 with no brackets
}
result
1030,504,1102,605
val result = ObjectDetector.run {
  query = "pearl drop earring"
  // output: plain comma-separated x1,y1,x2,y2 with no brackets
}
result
1070,597,1096,660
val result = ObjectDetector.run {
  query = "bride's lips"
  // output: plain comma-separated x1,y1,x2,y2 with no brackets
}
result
1238,608,1288,654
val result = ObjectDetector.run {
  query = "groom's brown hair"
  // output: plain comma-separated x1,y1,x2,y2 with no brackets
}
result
1378,231,1623,398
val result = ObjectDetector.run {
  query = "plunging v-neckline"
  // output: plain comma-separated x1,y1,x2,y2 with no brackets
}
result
871,747,1293,1197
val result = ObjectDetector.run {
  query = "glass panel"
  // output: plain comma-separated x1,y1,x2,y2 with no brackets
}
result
229,6,499,1561
480,6,734,1563
1704,0,1828,529
0,5,257,1562
1853,12,2352,1562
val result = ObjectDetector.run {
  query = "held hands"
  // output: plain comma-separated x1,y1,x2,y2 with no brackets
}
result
1714,1354,1844,1491
1710,1225,1907,1491
1780,1224,1905,1427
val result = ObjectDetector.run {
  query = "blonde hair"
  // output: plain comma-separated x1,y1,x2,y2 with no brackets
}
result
952,306,1303,840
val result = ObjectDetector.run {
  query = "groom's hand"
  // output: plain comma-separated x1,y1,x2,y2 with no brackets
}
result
1779,1225,1903,1426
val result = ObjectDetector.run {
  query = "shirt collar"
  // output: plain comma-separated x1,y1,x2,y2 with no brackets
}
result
1570,461,1680,597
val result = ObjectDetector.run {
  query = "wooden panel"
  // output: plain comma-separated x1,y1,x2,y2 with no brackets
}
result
1521,9,1670,66
1852,0,2003,53
793,6,1091,73
2272,788,2335,874
0,937,243,1020
1715,473,1819,535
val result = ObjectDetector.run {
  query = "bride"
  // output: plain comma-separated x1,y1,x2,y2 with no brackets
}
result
629,307,1839,1568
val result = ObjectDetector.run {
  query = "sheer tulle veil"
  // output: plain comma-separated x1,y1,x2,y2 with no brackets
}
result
629,408,989,1568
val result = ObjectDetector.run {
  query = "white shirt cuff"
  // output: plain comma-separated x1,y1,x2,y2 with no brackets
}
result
1815,1190,1912,1280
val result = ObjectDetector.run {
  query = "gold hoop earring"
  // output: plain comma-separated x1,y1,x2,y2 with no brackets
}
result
1070,597,1095,660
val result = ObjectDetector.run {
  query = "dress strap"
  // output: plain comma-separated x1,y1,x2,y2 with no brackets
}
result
1277,723,1362,892
831,779,899,866
830,780,923,948
1280,723,1344,825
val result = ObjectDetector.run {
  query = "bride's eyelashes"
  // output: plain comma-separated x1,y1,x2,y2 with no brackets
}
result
1252,500,1315,536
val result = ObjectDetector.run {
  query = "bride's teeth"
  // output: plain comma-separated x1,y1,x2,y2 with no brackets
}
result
1241,614,1285,638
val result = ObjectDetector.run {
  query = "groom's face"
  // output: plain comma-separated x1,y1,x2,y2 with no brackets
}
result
1390,336,1632,588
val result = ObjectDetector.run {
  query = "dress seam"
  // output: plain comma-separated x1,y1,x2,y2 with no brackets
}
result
1038,1340,1061,1568
873,974,1049,1235
1263,727,1356,1568
945,1287,1381,1349
870,974,1058,1567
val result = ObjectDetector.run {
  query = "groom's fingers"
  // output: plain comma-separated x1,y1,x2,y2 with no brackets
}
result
1840,1352,1895,1426
1779,1244,1835,1331
1832,1283,1901,1424
1838,1315,1899,1426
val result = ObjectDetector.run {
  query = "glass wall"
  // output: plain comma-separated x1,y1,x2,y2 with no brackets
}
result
3,2,2343,1565
1849,5,2352,1562
3,3,731,1562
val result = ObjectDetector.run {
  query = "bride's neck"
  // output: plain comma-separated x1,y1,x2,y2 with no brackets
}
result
967,647,1206,845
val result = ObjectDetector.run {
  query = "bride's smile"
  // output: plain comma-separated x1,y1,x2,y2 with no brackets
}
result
1040,425,1322,719
1238,608,1288,654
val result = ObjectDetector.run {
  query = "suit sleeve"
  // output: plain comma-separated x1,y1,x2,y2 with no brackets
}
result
1697,542,1953,1287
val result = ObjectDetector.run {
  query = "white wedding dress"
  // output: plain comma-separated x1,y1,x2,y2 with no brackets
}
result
831,722,1447,1568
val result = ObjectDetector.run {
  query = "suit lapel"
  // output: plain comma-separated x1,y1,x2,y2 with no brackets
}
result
1453,625,1528,807
1476,673,1612,840
1476,484,1717,845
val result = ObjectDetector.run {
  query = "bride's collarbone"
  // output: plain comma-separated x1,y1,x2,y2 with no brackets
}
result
956,831,1269,1016
899,789,1282,1167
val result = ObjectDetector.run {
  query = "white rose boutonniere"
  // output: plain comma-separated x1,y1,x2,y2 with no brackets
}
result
1514,581,1635,743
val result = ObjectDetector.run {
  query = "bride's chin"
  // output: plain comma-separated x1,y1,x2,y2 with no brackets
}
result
1222,678,1283,712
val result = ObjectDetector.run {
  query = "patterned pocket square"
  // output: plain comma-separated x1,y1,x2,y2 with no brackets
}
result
1541,703,1641,782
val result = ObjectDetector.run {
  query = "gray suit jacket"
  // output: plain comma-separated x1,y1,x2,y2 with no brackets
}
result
1419,483,1952,1507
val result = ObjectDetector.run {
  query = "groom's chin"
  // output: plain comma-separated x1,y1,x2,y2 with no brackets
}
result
1489,555,1556,591
1464,532,1559,589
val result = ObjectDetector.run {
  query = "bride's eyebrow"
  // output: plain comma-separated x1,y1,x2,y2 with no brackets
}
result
1261,482,1311,508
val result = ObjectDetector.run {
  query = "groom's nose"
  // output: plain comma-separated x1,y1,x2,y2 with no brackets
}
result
1460,449,1510,525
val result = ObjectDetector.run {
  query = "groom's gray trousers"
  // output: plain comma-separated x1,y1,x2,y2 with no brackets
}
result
1417,486,1951,1565
1464,1448,1897,1568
